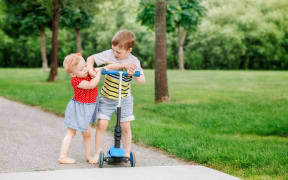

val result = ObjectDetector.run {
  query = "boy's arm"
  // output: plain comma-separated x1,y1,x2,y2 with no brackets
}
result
104,62,144,83
77,69,102,89
104,63,137,76
87,56,95,70
134,74,146,84
87,56,97,77
104,63,125,71
104,62,145,83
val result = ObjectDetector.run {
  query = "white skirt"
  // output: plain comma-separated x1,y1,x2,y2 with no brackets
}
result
64,99,98,132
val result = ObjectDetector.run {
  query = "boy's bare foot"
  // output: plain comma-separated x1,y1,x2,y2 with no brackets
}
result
89,155,99,164
58,157,76,164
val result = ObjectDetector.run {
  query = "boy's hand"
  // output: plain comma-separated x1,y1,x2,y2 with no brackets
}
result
94,67,103,77
94,67,103,73
94,67,102,78
124,63,136,76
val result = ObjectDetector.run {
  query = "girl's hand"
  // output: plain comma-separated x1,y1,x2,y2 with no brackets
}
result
89,69,97,78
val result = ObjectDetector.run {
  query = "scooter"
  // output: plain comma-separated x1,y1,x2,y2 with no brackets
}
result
99,69,140,168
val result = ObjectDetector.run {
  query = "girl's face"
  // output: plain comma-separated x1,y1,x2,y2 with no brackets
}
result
71,57,88,78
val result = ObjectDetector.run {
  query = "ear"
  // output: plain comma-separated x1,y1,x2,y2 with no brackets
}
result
128,48,132,53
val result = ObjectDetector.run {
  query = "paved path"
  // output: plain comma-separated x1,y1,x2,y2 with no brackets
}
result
0,97,240,179
0,166,240,180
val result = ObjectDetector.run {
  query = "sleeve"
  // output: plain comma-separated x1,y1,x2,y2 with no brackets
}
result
71,78,82,88
93,50,112,66
134,57,144,75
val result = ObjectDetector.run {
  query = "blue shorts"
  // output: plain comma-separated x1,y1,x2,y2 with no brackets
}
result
97,95,135,122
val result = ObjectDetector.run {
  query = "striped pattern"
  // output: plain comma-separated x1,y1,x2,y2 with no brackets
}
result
100,74,132,100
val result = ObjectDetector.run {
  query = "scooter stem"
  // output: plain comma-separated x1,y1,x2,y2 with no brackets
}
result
114,72,123,148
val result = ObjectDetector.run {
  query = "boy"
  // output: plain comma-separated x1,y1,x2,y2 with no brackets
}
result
87,29,145,163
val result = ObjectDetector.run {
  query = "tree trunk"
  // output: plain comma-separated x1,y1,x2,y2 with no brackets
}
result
48,0,60,81
155,0,170,103
75,28,82,53
40,29,49,71
178,26,187,71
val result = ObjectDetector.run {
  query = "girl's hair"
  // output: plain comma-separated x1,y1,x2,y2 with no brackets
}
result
111,29,136,50
63,53,81,73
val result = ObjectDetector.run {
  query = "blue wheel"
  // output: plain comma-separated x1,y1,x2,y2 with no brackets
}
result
129,152,135,167
99,152,104,168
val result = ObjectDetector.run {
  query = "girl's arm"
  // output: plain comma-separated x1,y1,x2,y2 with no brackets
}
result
77,69,102,89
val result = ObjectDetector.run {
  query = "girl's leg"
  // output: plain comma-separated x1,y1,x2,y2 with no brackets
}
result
121,122,132,157
58,128,77,164
82,125,92,162
89,119,109,164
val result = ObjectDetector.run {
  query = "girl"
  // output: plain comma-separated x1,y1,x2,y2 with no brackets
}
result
59,53,101,164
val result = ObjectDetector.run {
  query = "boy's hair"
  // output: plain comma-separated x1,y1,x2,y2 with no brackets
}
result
111,29,136,50
63,53,81,73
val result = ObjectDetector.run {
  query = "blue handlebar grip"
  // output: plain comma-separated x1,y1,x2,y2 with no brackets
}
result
101,69,141,77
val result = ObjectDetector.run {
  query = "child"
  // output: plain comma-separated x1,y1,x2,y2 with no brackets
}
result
87,29,146,163
58,53,102,164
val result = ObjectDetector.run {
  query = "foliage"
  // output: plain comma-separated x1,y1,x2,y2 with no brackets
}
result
0,0,288,70
137,0,204,32
1,0,51,37
185,0,288,69
60,0,96,30
60,8,92,30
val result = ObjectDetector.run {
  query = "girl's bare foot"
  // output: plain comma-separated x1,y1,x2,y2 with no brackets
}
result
89,155,99,164
58,157,76,164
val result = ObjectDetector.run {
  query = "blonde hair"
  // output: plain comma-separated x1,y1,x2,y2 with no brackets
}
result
63,53,81,73
111,29,136,50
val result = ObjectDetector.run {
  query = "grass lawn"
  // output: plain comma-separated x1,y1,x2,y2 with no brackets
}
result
0,68,287,179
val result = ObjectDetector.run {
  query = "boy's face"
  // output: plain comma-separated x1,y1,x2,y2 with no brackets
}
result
112,45,132,60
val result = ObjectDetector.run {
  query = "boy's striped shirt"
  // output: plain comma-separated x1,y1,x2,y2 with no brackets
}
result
101,74,132,100
93,49,144,100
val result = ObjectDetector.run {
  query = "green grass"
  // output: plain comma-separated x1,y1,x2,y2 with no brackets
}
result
0,68,287,179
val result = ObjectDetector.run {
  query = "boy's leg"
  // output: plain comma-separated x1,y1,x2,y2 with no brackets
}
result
121,121,132,157
81,125,92,163
89,119,109,164
58,128,77,164
120,95,134,158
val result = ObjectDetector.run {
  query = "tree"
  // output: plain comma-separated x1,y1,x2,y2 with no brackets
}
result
155,0,170,103
2,0,52,71
48,0,60,81
137,0,204,70
22,1,52,71
60,1,94,53
48,0,105,81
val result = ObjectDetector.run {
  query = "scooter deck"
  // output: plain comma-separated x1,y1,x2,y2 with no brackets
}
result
104,147,128,163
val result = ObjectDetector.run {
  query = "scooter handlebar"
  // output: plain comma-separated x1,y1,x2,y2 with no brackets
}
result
101,69,141,77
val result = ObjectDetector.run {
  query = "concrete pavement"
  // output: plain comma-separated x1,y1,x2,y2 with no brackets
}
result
0,96,241,179
0,165,240,180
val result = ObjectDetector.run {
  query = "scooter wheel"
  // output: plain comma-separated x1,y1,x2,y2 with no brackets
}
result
99,152,104,168
129,152,136,167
